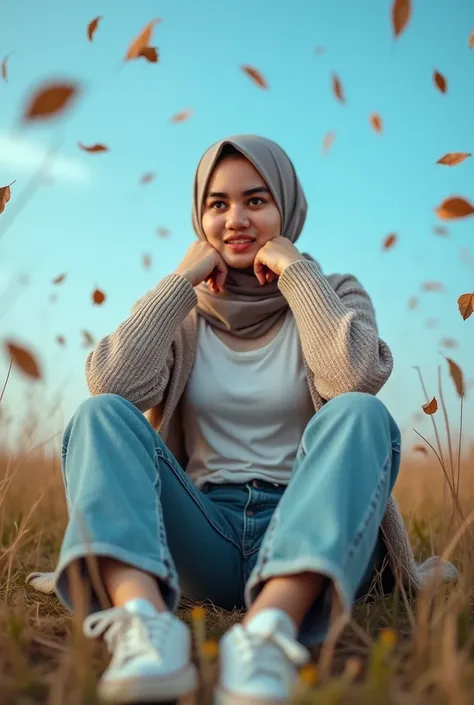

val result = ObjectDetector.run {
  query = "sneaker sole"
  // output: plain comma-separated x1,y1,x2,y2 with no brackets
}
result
97,662,199,703
214,686,288,705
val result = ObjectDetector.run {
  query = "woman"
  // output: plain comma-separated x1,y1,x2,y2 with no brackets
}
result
26,135,458,705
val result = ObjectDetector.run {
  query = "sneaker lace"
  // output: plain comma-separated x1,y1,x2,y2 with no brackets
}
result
234,623,310,679
82,606,171,663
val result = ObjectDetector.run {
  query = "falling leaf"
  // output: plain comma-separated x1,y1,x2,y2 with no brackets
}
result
412,444,428,455
469,30,474,48
92,288,106,305
52,273,66,285
4,342,42,380
241,65,268,89
322,131,336,153
446,357,464,397
435,196,474,220
78,142,108,153
370,113,383,134
1,55,8,82
81,330,95,347
426,318,439,329
422,397,438,415
143,253,152,269
87,16,102,42
433,70,447,94
314,46,325,55
21,81,81,122
436,152,471,166
382,233,397,250
0,181,14,215
157,227,170,237
56,335,66,346
440,337,458,349
125,19,162,61
433,225,448,236
458,292,474,320
332,73,345,103
138,47,159,63
392,0,411,37
421,281,444,292
408,296,418,310
140,172,156,185
171,108,193,123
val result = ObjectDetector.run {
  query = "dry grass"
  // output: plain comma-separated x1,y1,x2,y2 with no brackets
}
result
1,405,474,704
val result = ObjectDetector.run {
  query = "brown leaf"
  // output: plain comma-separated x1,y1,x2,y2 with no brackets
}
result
87,16,102,41
332,74,345,103
0,181,14,215
140,172,156,185
382,233,397,250
433,70,447,94
138,47,159,63
171,108,193,123
81,330,95,347
56,335,66,346
78,142,108,153
370,113,383,134
436,152,471,166
446,357,464,397
458,292,474,320
469,30,474,48
408,296,418,310
157,227,170,237
412,444,428,455
422,397,438,415
92,288,106,305
435,196,474,220
392,0,411,37
322,131,336,153
22,81,81,122
421,281,444,292
241,65,268,89
125,18,161,61
143,253,152,269
440,337,458,349
5,342,42,380
1,55,8,82
433,225,448,236
52,273,66,285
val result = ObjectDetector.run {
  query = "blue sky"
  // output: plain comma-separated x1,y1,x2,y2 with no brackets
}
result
0,0,473,454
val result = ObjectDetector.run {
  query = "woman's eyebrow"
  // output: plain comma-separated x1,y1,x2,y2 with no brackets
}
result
205,186,271,199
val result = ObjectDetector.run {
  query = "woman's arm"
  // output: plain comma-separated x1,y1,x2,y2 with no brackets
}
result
85,273,197,411
277,259,393,398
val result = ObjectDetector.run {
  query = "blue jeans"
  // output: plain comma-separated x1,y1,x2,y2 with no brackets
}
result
54,391,401,647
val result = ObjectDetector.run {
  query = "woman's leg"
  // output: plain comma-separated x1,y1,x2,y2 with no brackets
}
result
54,393,245,616
244,391,401,647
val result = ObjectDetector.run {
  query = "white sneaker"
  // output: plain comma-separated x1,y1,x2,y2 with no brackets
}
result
214,608,311,704
83,597,198,703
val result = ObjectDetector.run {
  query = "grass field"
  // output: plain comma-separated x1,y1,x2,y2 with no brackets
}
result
1,404,473,705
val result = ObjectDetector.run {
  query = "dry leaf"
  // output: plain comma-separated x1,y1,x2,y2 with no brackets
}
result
157,227,170,237
392,0,411,37
382,233,397,250
412,444,428,455
332,74,345,103
440,337,458,349
446,357,464,397
143,253,152,269
433,225,448,236
52,273,66,285
322,131,336,153
78,142,108,153
0,181,14,215
138,47,159,63
241,65,268,89
81,330,95,347
125,19,161,61
436,152,471,166
422,397,438,415
435,196,474,220
408,296,418,310
140,172,156,185
56,335,66,346
92,288,106,305
1,55,8,82
433,70,447,94
171,108,193,123
22,81,80,122
469,30,474,48
370,113,383,134
87,16,102,42
5,342,42,380
421,281,444,292
458,292,474,320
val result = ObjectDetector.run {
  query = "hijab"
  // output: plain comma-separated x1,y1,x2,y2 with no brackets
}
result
191,134,315,337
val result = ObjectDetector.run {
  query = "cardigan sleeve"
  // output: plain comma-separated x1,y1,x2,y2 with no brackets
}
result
277,259,393,399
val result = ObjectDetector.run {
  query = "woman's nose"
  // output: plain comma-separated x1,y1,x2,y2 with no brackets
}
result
225,205,250,229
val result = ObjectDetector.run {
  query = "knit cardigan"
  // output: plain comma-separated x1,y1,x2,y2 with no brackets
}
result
25,259,459,597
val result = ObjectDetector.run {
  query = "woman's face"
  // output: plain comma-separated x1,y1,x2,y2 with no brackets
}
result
201,155,281,270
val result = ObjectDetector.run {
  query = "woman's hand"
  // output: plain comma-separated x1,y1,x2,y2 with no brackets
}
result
253,236,303,285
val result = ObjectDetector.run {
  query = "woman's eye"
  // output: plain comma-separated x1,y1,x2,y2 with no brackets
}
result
249,197,264,206
210,201,225,209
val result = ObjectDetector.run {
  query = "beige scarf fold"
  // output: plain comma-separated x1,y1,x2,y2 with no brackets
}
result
191,134,315,337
